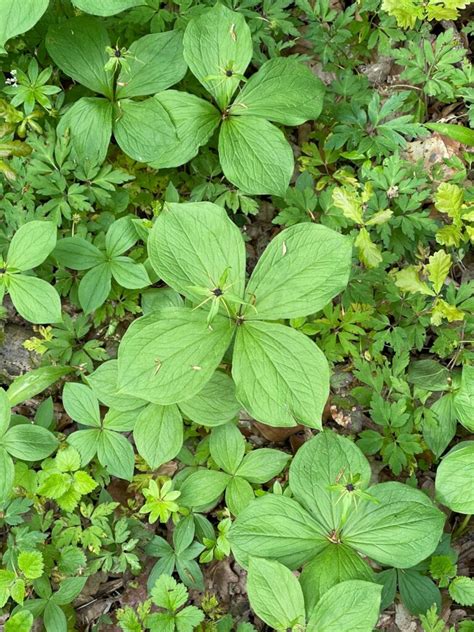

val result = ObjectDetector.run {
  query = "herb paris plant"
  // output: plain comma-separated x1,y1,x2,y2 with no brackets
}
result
117,201,352,428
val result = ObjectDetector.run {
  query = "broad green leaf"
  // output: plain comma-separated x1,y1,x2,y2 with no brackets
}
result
398,570,441,615
78,262,112,314
3,425,58,460
209,423,245,474
179,371,240,427
230,494,327,569
46,17,113,98
97,429,135,480
87,360,146,412
0,388,10,437
67,429,99,466
219,116,293,196
407,360,450,391
354,227,383,268
18,551,44,580
244,223,352,320
232,321,329,428
435,442,474,514
57,97,113,166
290,431,371,532
105,217,138,257
236,448,290,484
225,476,254,516
453,365,474,432
426,249,451,294
7,366,73,406
332,187,364,224
183,4,252,109
0,0,49,54
232,57,324,125
306,580,382,632
394,266,436,296
179,470,231,509
449,576,474,606
63,383,101,427
343,482,445,568
110,258,150,289
116,31,187,99
7,222,56,271
8,275,62,324
52,577,88,605
113,97,177,163
4,610,33,632
148,201,246,302
151,91,220,168
72,0,143,16
0,448,14,500
426,122,474,147
54,237,105,270
134,404,183,469
247,558,305,630
300,545,374,615
102,409,135,432
117,307,234,405
424,394,457,459
43,601,67,632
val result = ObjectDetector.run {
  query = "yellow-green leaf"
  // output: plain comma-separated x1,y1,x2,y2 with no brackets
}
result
426,249,451,294
394,266,435,296
332,187,364,224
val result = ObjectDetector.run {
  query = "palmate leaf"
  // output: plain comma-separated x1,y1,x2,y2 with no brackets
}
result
116,31,187,99
46,17,113,98
244,223,352,320
0,0,49,54
117,307,234,405
183,4,252,110
232,321,329,428
148,202,246,302
232,57,325,125
219,115,294,196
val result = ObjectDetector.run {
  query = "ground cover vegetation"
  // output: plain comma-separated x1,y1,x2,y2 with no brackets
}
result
0,0,473,630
